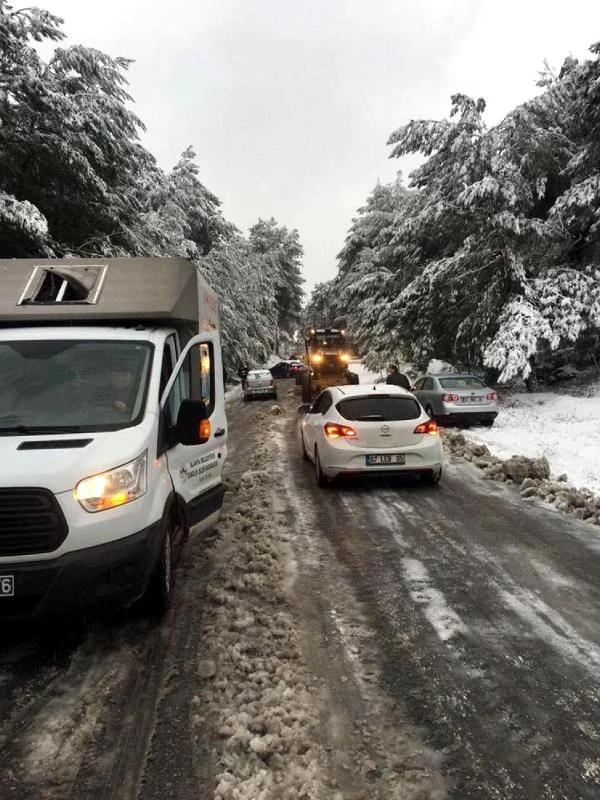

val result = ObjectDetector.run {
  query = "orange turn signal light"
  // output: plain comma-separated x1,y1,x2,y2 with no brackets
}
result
199,419,212,441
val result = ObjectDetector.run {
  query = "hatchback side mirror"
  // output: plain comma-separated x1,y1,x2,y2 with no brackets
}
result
297,403,311,414
176,399,211,445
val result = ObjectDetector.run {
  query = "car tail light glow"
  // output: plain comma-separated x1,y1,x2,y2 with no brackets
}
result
486,391,498,400
324,422,357,440
414,419,439,436
442,393,459,402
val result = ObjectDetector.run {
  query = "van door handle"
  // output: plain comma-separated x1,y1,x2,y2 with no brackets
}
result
214,427,226,437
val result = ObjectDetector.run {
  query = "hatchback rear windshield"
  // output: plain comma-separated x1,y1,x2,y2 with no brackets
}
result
438,376,486,389
336,396,421,421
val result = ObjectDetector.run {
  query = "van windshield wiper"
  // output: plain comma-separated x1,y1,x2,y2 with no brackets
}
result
0,425,85,434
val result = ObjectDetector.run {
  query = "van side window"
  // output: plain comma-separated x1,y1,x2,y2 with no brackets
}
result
165,341,215,426
159,336,176,397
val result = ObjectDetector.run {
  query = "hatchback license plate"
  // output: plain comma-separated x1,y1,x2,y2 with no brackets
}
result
0,576,15,597
366,454,405,466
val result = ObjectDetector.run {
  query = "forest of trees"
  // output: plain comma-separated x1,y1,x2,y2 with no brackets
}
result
305,45,600,385
4,0,599,386
0,1,304,373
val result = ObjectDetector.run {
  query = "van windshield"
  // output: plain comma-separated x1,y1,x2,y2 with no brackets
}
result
0,340,153,434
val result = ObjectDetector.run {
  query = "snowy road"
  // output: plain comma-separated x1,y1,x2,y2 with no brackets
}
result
1,379,599,799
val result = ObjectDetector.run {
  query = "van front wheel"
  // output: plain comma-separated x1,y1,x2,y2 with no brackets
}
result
144,512,176,616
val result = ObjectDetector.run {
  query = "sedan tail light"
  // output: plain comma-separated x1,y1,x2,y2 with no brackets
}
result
486,391,498,400
324,422,357,440
442,393,459,402
414,419,439,436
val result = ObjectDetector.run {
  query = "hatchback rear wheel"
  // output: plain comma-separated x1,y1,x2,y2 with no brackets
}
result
422,467,442,486
301,431,310,461
314,446,328,487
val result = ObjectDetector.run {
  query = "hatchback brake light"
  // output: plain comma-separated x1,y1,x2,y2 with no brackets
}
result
324,422,357,439
486,391,498,400
414,419,439,436
442,393,459,402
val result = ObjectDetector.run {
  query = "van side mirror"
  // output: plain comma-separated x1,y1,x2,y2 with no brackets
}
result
176,399,210,445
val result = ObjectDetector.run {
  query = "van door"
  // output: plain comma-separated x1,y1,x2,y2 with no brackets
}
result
160,331,227,531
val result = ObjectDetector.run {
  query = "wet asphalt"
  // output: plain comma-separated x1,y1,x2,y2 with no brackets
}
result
282,380,600,800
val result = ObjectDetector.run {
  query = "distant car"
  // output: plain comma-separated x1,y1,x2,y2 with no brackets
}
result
288,360,307,375
299,384,443,486
269,361,292,378
244,369,277,401
411,373,498,427
269,360,307,378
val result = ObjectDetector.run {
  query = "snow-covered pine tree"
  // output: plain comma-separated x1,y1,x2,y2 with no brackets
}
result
199,236,278,375
248,218,305,349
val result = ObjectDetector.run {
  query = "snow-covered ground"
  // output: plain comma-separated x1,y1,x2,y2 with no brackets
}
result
349,359,384,385
351,360,600,498
467,390,600,497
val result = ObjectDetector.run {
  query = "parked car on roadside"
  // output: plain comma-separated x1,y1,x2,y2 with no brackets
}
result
270,361,292,378
299,384,442,486
411,373,498,427
244,369,277,401
269,360,307,379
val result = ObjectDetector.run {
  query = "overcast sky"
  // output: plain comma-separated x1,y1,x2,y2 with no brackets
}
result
42,0,600,294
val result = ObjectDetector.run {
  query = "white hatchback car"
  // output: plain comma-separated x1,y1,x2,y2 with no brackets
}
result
300,385,443,486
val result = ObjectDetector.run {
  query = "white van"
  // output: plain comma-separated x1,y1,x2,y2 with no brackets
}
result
0,257,228,618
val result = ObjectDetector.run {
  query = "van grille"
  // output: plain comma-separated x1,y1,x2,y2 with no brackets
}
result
0,489,68,556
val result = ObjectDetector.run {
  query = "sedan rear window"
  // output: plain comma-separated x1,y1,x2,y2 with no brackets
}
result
438,376,486,389
336,396,421,421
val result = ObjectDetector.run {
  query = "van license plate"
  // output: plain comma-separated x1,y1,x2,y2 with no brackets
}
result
0,576,14,597
366,454,405,465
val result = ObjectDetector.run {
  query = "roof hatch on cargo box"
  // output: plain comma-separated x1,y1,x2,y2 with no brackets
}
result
18,264,107,305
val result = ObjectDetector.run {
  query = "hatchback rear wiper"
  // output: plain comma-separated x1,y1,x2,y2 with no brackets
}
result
0,425,85,434
357,414,385,421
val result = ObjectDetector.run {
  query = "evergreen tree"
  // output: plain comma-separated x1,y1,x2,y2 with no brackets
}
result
248,218,304,345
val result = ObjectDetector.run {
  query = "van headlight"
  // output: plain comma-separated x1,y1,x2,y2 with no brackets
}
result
74,452,147,512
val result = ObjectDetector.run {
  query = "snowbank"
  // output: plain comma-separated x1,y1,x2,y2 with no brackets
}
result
443,430,600,525
466,390,600,497
349,360,384,385
190,411,330,799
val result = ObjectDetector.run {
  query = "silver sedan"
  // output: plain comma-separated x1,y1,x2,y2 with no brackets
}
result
411,373,498,427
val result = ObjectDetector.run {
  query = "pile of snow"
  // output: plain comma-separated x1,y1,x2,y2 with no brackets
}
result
466,390,600,497
190,412,330,799
443,431,600,525
348,360,383,385
427,359,456,374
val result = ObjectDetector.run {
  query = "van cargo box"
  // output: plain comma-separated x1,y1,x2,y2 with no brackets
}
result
0,257,218,333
